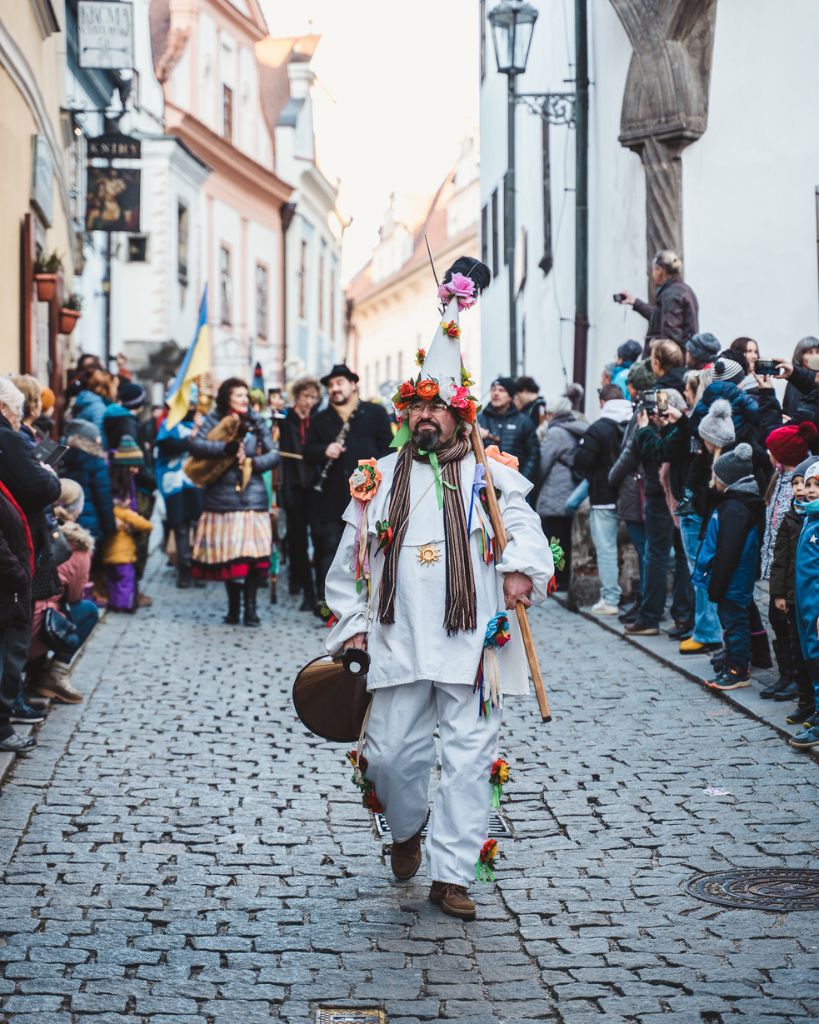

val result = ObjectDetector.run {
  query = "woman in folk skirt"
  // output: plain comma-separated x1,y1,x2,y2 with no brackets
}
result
189,378,279,626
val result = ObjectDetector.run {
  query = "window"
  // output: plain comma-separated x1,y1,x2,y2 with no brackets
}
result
298,238,308,320
481,203,488,267
177,202,188,284
539,120,554,276
491,188,499,278
127,234,148,262
480,0,486,82
256,263,268,339
222,84,233,141
318,240,326,331
219,245,232,325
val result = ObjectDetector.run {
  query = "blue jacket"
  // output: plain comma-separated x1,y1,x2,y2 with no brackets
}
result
610,362,633,400
102,403,138,451
72,389,109,434
60,435,116,541
795,499,819,662
692,479,765,606
691,381,759,441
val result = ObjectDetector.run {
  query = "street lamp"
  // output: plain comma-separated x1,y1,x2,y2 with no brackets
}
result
487,0,589,398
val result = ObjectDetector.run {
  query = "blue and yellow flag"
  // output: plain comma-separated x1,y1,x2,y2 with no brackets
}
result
165,286,211,429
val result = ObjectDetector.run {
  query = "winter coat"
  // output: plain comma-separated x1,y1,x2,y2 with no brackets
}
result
155,414,204,527
187,409,279,514
279,408,319,506
691,381,759,443
573,399,633,506
633,276,699,353
61,433,116,541
744,386,783,440
103,506,153,565
693,480,765,606
611,362,634,399
478,404,540,482
520,396,545,428
795,499,819,662
783,363,819,425
304,401,393,523
535,413,588,517
102,403,139,451
769,503,803,607
654,368,686,396
72,389,109,433
761,469,794,579
608,413,644,522
0,411,62,562
0,479,34,629
634,414,691,501
29,519,95,663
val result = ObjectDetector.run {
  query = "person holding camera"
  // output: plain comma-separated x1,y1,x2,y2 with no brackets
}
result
573,384,633,614
617,250,699,358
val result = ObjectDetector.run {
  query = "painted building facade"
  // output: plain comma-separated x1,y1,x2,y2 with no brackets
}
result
479,0,819,408
347,139,481,403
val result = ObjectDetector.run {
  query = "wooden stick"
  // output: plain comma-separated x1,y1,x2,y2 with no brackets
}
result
471,423,552,722
278,451,303,461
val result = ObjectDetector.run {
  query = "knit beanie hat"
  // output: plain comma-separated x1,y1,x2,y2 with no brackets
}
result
765,421,818,467
492,376,517,398
711,357,744,384
40,386,55,413
793,455,817,480
686,332,721,364
118,381,146,410
112,435,144,467
58,478,84,520
713,442,754,486
698,398,735,448
804,459,819,485
65,418,101,444
617,340,642,363
626,359,657,392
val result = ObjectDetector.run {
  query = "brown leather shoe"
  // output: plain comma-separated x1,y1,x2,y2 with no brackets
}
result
136,592,153,608
389,823,425,881
429,881,476,921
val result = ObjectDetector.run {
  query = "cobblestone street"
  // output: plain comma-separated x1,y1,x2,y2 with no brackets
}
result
1,556,818,1024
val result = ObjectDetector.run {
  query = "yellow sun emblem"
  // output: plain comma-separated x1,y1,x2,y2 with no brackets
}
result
417,543,442,566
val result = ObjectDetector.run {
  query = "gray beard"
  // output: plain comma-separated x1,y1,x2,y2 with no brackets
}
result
412,426,441,451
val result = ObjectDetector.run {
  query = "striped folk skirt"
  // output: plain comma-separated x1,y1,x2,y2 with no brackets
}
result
192,510,272,581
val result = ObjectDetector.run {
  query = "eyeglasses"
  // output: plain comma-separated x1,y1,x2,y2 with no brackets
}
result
408,400,448,414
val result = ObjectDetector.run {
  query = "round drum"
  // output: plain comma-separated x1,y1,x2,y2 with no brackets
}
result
292,655,372,743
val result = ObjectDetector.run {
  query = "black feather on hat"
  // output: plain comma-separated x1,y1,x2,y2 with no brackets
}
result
442,256,491,294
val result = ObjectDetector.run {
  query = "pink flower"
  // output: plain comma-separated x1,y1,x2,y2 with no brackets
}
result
438,272,476,311
449,385,469,410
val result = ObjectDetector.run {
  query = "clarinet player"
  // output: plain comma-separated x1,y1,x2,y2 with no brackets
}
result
304,364,393,618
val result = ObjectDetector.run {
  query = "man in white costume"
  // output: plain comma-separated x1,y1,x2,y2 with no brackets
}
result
325,258,554,921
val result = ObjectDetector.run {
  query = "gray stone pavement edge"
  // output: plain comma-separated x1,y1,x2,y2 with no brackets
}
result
0,552,818,1024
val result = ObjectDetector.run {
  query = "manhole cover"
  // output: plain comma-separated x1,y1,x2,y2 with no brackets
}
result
686,868,819,911
373,811,511,841
316,1010,387,1024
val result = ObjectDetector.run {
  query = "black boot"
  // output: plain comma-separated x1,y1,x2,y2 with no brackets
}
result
224,581,242,625
243,575,261,627
299,583,316,612
750,630,773,669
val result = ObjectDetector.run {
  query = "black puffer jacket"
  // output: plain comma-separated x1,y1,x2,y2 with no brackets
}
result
573,400,633,505
634,276,699,354
769,504,802,607
0,411,61,560
0,480,33,628
188,410,279,513
478,404,540,482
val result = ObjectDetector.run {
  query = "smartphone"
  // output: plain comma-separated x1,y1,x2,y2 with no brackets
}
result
43,443,68,468
755,359,781,376
613,292,626,304
656,390,669,415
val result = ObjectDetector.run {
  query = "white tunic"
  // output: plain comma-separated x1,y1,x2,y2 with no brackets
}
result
325,451,554,695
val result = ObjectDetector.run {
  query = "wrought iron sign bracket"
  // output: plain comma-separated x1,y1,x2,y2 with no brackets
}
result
516,91,577,126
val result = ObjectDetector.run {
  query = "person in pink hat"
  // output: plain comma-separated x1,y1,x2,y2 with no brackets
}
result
760,420,819,699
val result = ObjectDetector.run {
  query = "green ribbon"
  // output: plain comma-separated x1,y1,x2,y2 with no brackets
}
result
390,421,410,451
420,450,446,509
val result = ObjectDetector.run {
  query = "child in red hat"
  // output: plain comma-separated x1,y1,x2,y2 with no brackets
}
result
761,420,818,700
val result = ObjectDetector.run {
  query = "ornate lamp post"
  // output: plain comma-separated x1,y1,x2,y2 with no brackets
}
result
487,0,588,397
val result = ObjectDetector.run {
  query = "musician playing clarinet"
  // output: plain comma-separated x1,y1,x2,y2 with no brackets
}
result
304,363,392,618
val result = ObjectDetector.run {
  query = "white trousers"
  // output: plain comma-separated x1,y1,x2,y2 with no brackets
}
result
363,680,501,886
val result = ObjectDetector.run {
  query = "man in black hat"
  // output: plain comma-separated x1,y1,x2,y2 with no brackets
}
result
304,364,392,614
478,377,540,482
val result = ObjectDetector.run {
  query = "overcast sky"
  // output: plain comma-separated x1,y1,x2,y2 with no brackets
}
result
261,0,479,281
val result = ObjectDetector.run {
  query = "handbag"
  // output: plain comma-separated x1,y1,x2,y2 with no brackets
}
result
43,606,80,658
48,520,72,566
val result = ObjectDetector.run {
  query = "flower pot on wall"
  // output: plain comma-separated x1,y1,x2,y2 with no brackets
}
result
58,308,81,336
34,273,57,302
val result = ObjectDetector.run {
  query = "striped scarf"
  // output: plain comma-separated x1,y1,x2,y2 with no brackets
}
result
378,431,476,635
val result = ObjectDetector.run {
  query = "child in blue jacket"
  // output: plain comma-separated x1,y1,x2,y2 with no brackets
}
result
693,443,766,690
790,459,819,750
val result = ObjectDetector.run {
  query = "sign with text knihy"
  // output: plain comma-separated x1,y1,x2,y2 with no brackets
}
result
78,1,134,69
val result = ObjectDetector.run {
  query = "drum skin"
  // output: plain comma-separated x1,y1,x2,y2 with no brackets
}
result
292,656,372,742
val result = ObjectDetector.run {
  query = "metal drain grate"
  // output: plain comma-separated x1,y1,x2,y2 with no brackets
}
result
316,1009,387,1024
373,811,511,841
686,868,819,912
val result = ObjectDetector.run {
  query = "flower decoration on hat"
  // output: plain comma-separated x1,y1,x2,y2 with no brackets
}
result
391,257,490,444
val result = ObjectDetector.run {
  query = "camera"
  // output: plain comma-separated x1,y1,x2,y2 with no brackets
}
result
636,389,668,416
613,292,627,304
754,359,782,377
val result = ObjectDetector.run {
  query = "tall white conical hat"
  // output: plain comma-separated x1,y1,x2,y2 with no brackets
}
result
418,296,462,396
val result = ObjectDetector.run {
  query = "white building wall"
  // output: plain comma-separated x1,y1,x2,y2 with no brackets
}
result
480,0,819,413
198,11,218,132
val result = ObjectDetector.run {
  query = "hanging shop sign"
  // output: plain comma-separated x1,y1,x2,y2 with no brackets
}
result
78,1,134,70
30,135,54,227
85,131,141,232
